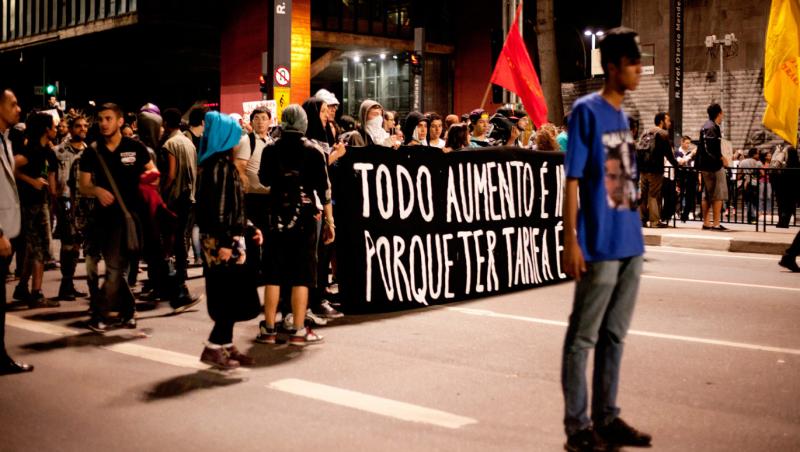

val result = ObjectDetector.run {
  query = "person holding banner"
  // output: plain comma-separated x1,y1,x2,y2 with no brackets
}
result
561,28,652,451
347,100,397,148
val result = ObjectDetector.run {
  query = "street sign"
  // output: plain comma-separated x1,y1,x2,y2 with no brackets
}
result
272,0,292,92
274,66,290,86
273,87,291,122
642,65,655,75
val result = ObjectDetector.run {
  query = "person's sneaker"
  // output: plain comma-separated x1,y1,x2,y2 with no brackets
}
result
282,313,294,331
319,299,344,319
564,428,608,452
224,345,254,365
306,309,328,326
200,346,240,370
255,321,278,344
283,310,328,328
72,287,88,298
172,295,201,314
711,224,729,231
779,255,800,273
118,317,137,329
87,319,108,334
595,417,652,447
58,285,77,301
701,224,712,230
12,284,30,302
289,327,324,346
654,222,669,228
28,291,59,309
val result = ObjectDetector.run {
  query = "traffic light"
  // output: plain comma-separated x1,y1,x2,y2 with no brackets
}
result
410,51,423,75
259,74,269,95
45,83,58,96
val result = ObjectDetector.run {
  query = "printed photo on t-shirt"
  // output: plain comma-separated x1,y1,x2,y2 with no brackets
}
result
602,130,639,210
120,151,137,165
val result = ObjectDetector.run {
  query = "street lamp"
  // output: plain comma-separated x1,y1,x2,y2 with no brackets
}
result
584,29,604,50
583,29,604,78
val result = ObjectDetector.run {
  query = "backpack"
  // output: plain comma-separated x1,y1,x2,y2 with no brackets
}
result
635,129,659,171
695,126,715,170
268,157,315,233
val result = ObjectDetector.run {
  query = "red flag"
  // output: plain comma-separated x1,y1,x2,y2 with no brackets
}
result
489,3,548,127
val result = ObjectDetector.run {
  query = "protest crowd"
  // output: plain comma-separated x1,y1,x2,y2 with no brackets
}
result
2,85,799,368
1,86,586,367
2,22,800,452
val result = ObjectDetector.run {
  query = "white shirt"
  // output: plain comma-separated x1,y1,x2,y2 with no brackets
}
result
245,134,274,194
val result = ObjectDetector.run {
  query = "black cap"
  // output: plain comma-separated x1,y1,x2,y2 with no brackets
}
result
599,27,642,70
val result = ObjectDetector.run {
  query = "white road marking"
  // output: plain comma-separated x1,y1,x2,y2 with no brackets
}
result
6,315,77,336
268,378,478,429
6,313,232,371
659,233,731,241
103,342,220,371
447,307,800,356
642,275,800,292
645,247,776,261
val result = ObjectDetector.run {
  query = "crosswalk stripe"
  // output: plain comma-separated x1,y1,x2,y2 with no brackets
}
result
268,378,478,429
5,313,236,371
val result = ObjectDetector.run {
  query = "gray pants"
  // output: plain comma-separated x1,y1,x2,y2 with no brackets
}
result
93,224,136,321
561,255,643,434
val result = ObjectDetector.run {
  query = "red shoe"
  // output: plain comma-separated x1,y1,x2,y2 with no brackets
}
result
200,346,240,370
224,345,254,366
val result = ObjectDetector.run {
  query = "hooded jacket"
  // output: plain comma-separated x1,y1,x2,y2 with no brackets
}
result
302,97,328,144
137,111,162,161
402,111,427,145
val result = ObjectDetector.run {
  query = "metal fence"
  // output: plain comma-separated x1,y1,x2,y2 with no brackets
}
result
660,166,799,231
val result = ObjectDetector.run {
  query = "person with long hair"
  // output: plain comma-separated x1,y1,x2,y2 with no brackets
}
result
444,123,470,153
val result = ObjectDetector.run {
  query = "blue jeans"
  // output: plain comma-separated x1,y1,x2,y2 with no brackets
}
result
561,255,643,435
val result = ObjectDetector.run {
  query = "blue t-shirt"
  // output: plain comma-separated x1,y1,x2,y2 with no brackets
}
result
565,93,644,262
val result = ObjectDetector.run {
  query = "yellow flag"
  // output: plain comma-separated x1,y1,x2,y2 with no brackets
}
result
762,0,800,147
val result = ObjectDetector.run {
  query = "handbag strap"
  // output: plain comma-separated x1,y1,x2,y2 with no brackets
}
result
91,142,134,219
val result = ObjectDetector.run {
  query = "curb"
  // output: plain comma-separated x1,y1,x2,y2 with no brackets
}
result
643,233,787,255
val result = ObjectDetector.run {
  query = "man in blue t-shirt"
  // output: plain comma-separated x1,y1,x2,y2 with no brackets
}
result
561,28,652,452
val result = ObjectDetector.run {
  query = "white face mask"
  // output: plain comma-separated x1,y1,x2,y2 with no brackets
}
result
365,115,383,133
365,115,391,145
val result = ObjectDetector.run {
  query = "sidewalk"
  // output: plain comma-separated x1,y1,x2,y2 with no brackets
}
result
643,221,797,255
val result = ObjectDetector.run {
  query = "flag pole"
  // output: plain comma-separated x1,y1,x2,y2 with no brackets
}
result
480,81,493,110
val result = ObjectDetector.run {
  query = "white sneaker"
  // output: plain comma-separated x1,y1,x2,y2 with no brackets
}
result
289,327,324,346
306,309,328,326
283,309,328,329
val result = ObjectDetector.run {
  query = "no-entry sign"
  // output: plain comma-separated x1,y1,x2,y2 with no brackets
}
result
274,66,290,86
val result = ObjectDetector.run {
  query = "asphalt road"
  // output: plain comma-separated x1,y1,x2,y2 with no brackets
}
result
1,245,798,452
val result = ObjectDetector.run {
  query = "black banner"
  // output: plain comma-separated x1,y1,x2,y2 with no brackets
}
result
332,146,569,311
669,0,684,141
